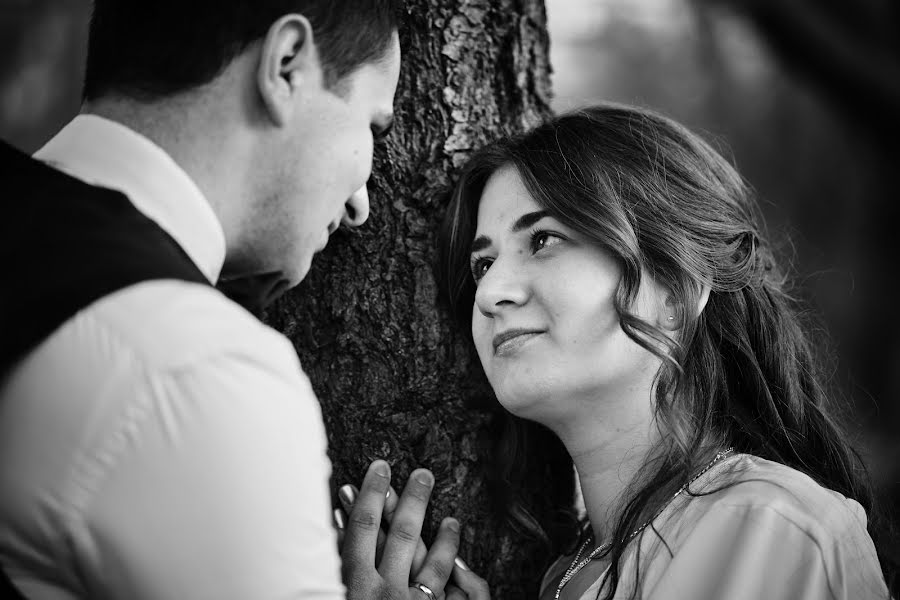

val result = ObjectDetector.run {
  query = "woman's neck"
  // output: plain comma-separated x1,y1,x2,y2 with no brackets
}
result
552,392,659,545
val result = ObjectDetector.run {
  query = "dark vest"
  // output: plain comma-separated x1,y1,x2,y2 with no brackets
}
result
0,139,211,597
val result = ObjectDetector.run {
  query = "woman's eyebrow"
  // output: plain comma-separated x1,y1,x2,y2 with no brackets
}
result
511,210,550,232
471,235,491,254
470,210,551,255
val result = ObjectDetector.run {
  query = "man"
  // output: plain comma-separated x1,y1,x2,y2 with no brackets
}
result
0,1,462,598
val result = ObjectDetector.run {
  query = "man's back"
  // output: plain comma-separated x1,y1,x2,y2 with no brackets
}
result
0,128,342,599
0,138,210,367
0,0,445,596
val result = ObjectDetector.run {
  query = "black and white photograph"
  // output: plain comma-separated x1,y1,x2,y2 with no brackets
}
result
0,1,897,598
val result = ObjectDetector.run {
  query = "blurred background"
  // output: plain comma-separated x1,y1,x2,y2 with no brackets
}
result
2,0,897,525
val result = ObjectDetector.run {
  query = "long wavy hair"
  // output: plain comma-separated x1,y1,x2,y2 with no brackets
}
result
438,104,897,598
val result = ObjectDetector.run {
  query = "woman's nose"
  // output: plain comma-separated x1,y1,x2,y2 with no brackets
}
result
473,258,529,318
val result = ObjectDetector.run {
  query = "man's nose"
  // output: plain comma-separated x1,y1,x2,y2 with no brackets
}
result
343,184,370,228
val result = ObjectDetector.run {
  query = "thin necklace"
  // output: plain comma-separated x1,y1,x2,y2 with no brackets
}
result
554,448,734,600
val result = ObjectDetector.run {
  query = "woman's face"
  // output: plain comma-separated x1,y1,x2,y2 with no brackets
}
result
469,166,666,425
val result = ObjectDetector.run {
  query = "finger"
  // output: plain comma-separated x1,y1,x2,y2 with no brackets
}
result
381,483,398,516
339,479,428,579
341,460,391,570
338,483,391,566
374,525,387,566
340,483,391,513
445,585,467,600
451,557,491,600
338,483,359,512
379,468,434,582
340,483,393,534
413,517,460,593
334,508,347,551
383,483,429,574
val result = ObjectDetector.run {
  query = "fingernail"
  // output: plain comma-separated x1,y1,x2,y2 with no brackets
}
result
454,557,470,571
339,485,356,505
415,470,434,487
445,517,460,533
373,461,389,477
385,488,391,499
333,508,345,529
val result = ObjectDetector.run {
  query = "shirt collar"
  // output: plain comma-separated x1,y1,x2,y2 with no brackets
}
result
34,114,226,283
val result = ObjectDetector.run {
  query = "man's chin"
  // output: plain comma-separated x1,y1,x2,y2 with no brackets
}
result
288,255,314,286
316,229,330,253
216,271,293,315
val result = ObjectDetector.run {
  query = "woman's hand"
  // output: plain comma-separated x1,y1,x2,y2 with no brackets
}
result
445,556,491,600
337,485,428,570
336,460,491,600
338,460,461,599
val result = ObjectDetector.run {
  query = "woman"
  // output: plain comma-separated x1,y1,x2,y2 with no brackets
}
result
435,104,895,599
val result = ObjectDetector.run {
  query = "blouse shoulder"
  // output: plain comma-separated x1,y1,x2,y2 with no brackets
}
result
697,453,869,531
542,454,888,600
637,453,888,600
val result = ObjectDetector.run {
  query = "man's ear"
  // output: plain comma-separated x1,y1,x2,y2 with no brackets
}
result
257,14,322,127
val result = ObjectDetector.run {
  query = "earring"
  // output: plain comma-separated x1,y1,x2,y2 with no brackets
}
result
666,316,675,322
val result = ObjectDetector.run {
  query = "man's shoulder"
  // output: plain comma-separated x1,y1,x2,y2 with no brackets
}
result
83,279,301,375
2,138,111,201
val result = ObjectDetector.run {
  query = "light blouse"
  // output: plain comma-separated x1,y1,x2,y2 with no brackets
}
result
540,453,889,600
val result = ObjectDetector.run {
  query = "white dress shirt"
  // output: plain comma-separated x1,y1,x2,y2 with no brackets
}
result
541,453,889,599
0,115,344,600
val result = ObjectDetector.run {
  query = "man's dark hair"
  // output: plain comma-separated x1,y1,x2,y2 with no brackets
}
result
83,0,402,101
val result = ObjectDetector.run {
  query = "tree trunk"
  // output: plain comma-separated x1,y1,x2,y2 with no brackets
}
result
264,1,555,596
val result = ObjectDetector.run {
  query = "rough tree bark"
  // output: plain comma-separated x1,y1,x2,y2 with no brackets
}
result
264,1,557,596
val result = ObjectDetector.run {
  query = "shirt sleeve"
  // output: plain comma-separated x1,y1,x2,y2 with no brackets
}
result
644,502,889,600
70,346,345,600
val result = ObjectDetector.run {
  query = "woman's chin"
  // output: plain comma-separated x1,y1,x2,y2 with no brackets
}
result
493,384,551,421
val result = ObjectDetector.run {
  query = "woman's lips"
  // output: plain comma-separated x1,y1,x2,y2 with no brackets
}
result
492,329,545,356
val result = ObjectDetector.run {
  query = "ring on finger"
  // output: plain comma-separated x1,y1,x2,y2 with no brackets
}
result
411,581,437,600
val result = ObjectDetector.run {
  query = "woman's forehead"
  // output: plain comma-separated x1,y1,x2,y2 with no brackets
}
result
476,167,542,228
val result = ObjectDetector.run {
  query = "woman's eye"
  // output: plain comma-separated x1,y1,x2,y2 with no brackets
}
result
470,258,492,282
531,231,563,253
